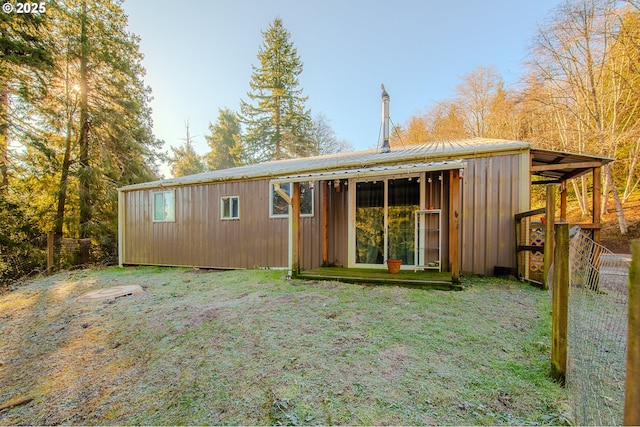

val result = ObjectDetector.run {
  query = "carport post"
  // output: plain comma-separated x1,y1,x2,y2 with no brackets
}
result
543,184,556,290
291,182,301,277
551,222,569,384
625,240,640,425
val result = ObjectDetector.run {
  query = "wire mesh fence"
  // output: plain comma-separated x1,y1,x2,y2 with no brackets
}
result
552,226,631,426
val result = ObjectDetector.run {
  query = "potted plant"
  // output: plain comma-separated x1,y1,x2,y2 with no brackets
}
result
387,258,402,274
386,242,404,274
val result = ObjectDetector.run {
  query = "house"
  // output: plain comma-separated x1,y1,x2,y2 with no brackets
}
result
117,136,611,282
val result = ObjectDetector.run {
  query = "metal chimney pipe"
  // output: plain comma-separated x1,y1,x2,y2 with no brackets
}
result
381,84,390,153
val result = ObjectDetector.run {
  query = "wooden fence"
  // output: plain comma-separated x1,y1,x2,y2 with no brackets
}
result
46,231,93,272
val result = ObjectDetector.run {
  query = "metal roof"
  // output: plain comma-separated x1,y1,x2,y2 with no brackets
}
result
120,138,529,191
270,159,466,184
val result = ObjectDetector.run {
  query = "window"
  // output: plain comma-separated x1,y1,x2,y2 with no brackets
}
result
153,190,175,222
270,182,314,217
221,196,240,220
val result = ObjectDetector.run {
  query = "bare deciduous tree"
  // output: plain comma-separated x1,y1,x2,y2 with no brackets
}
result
529,0,637,234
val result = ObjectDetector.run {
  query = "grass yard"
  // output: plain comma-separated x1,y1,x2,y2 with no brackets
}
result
0,267,570,425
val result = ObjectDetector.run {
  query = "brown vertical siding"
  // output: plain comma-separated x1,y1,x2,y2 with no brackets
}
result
123,152,527,275
326,181,349,267
123,179,314,269
460,153,527,275
300,183,323,270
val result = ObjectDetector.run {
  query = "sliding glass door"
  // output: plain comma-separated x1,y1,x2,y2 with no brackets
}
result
355,181,384,264
354,177,421,267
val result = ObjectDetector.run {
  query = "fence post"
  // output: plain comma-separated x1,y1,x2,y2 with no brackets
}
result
625,239,640,425
47,230,55,274
551,222,569,384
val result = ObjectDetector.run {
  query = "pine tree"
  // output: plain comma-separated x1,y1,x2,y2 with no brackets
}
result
0,10,52,193
205,108,244,170
168,122,206,177
10,0,162,251
61,0,161,239
240,18,312,163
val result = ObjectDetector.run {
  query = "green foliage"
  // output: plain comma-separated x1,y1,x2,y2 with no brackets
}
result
168,123,206,177
168,139,206,177
240,18,313,163
3,0,162,255
205,108,244,170
0,199,46,286
0,8,52,72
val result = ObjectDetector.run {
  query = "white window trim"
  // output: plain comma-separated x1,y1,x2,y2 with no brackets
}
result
220,195,240,220
152,190,176,223
269,182,315,218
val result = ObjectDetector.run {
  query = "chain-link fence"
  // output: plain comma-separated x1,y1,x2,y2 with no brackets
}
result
552,227,631,425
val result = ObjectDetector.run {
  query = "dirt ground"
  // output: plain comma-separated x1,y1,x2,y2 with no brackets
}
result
569,191,640,254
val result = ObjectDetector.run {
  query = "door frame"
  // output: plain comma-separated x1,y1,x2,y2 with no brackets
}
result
347,174,424,269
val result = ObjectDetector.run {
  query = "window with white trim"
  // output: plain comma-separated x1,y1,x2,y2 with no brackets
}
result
153,190,175,222
221,196,240,220
270,182,314,218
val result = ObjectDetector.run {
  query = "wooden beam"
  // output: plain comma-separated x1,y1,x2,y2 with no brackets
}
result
449,169,460,283
274,183,291,204
517,245,546,253
593,167,601,243
530,160,604,172
570,223,602,230
514,207,546,221
531,179,562,185
560,181,567,222
322,182,329,266
291,182,301,276
543,184,556,291
559,168,596,182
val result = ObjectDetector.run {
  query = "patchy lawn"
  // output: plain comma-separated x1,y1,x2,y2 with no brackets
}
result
0,267,569,425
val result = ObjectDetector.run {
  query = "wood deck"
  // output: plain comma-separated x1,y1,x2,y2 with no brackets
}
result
296,267,464,291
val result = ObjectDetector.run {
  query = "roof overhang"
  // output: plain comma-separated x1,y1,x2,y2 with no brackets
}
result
530,149,614,183
269,160,466,185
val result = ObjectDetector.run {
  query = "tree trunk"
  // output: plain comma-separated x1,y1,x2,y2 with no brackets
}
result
623,137,640,202
601,171,609,215
78,1,91,239
0,78,8,194
605,163,627,235
54,131,73,262
571,178,588,217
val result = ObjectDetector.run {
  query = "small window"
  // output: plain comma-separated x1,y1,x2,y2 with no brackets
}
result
153,190,175,222
270,182,314,218
221,196,240,220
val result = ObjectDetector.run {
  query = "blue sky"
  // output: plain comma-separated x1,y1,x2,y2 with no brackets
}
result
122,0,562,176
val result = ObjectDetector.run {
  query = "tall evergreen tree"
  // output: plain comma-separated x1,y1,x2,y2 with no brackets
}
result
12,0,162,249
60,0,161,239
240,18,312,163
205,108,244,170
0,10,52,193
